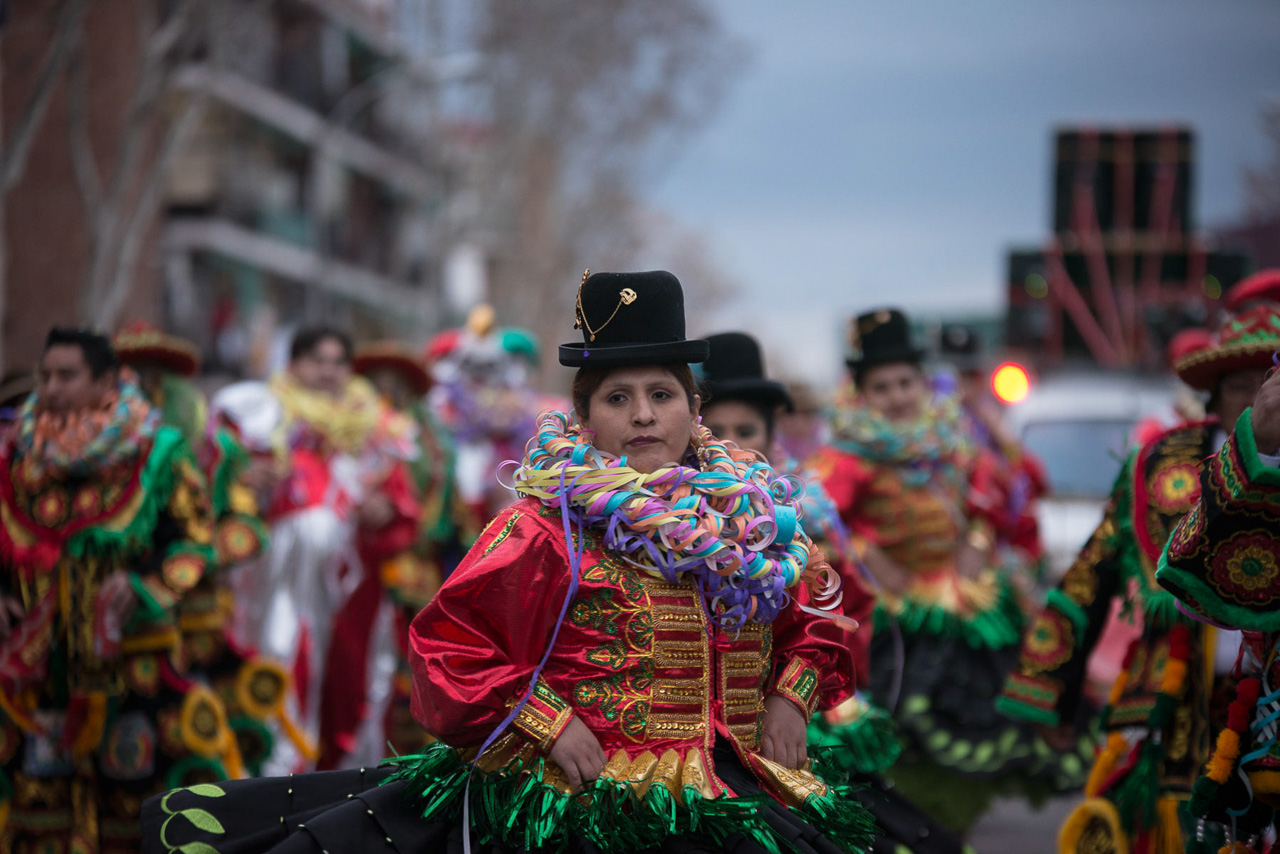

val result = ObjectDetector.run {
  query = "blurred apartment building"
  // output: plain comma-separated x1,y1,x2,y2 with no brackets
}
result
2,0,484,377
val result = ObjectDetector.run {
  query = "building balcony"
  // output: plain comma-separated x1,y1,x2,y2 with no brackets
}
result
170,63,436,200
164,216,435,319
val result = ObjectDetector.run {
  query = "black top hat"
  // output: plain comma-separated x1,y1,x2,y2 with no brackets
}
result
846,308,924,373
701,332,793,411
559,270,710,368
938,323,985,372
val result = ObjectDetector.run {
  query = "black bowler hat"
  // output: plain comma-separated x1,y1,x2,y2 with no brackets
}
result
938,323,984,372
701,332,793,411
846,308,924,373
559,270,710,367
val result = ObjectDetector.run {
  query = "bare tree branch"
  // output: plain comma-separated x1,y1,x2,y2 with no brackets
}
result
96,95,208,326
0,0,90,192
82,0,203,319
66,38,102,220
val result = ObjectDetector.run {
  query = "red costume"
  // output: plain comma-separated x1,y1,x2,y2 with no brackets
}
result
411,497,854,797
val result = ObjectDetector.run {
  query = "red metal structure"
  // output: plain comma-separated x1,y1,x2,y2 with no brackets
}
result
1006,127,1248,369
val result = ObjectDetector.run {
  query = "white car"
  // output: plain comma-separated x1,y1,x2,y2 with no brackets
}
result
1004,371,1184,580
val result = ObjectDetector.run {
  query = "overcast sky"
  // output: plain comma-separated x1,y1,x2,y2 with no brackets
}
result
644,0,1280,381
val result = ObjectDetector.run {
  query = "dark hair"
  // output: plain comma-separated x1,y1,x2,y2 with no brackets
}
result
289,326,354,363
571,364,700,418
43,327,118,378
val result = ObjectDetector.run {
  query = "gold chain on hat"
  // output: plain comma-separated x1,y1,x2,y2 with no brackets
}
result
574,268,638,342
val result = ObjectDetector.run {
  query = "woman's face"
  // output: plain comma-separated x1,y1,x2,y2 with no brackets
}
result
860,362,927,423
579,366,698,474
702,400,769,456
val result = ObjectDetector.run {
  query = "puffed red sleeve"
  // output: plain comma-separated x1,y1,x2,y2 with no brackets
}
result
767,584,856,720
809,448,877,557
408,501,573,747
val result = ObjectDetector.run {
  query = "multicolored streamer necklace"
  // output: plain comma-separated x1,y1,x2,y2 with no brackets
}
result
511,410,842,630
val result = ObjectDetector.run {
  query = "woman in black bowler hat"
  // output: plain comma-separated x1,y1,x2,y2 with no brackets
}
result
699,330,969,854
142,271,878,854
803,308,1092,836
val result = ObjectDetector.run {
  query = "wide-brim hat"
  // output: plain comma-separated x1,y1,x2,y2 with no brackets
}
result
846,308,924,373
700,332,792,411
1165,327,1213,372
559,270,709,367
353,341,432,395
1173,305,1280,392
1224,268,1280,312
113,321,201,377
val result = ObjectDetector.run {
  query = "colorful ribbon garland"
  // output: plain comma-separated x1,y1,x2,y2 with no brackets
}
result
511,411,840,630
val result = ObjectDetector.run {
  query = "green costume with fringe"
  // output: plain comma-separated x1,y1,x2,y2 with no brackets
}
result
0,408,238,852
999,420,1224,852
810,402,1092,836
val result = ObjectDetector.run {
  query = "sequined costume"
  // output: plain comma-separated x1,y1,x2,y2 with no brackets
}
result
1154,412,1280,850
426,309,541,541
226,375,421,774
998,420,1223,853
812,393,1089,833
183,428,300,776
377,398,460,757
0,383,227,853
144,494,881,854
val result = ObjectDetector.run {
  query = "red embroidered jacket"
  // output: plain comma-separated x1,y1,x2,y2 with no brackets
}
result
409,497,855,803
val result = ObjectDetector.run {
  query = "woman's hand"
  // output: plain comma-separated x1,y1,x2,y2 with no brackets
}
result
956,541,985,581
760,695,808,770
862,544,911,597
548,715,607,793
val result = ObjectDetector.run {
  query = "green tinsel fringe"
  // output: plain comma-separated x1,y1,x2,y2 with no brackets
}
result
798,783,878,853
64,426,190,562
387,741,875,854
873,572,1024,649
209,429,248,519
807,702,903,776
1108,738,1162,834
1105,451,1191,631
159,373,208,454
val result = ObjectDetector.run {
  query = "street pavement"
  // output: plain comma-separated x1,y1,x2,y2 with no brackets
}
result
968,795,1078,853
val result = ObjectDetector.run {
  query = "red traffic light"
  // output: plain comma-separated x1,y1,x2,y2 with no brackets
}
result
991,362,1031,404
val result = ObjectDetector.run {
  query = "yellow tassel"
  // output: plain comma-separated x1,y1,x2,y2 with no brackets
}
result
1218,843,1252,854
0,798,9,835
1152,796,1183,854
278,710,319,761
1058,798,1130,854
1085,731,1129,798
219,726,247,780
69,693,108,758
1160,659,1188,696
0,689,39,734
1107,670,1129,707
1206,729,1241,784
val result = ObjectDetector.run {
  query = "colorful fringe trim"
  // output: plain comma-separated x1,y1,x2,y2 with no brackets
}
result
807,698,903,776
872,572,1024,650
387,741,876,854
